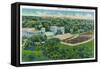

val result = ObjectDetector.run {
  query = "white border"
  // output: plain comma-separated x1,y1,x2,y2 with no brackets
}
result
21,5,95,12
20,5,96,64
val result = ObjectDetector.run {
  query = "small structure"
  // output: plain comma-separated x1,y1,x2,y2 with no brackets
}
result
40,27,45,34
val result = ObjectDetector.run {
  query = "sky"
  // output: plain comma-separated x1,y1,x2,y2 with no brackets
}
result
21,6,95,17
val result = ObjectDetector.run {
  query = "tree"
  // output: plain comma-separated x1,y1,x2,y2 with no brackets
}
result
22,38,35,50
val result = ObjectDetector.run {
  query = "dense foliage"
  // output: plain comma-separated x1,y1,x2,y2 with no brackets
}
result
22,16,94,34
22,36,94,61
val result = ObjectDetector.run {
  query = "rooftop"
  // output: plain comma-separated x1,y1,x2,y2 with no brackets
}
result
22,28,38,32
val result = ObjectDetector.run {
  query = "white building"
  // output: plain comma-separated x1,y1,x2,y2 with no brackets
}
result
50,26,65,35
58,27,65,34
45,32,54,39
41,27,45,34
50,26,58,34
22,28,40,37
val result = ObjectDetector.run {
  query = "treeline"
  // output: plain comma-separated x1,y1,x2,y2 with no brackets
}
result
22,16,94,34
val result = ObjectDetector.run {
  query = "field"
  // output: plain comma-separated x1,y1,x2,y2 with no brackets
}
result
62,33,93,44
22,16,95,62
